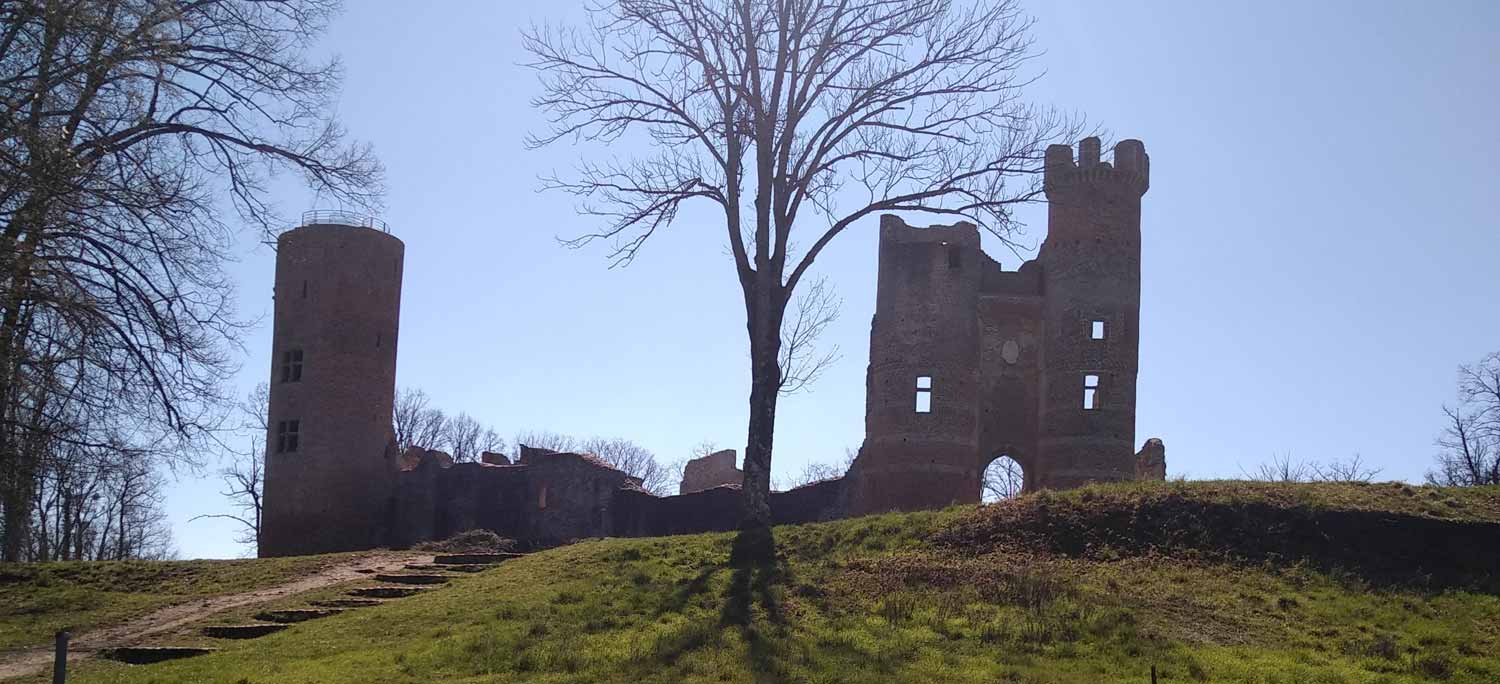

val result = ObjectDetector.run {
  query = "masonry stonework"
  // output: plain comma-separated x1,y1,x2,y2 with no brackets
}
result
260,221,404,557
847,137,1154,515
258,138,1162,557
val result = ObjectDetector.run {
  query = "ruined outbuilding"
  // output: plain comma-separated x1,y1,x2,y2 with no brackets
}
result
259,139,1164,558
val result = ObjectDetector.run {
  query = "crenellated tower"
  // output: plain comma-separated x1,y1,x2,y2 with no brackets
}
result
1034,138,1150,488
259,212,404,557
849,215,986,514
850,137,1151,512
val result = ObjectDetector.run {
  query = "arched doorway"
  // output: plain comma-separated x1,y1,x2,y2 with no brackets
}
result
982,455,1025,502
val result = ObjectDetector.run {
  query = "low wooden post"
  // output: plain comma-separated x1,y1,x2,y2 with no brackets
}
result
52,630,69,684
1150,664,1157,684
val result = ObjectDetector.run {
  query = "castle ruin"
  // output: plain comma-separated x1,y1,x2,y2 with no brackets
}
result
259,138,1162,558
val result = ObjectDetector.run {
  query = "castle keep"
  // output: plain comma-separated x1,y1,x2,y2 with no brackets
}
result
259,138,1160,558
847,137,1150,514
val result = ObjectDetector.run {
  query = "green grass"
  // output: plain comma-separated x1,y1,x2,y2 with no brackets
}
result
40,481,1500,684
0,553,362,651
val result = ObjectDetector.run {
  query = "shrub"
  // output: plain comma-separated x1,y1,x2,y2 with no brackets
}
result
415,529,517,554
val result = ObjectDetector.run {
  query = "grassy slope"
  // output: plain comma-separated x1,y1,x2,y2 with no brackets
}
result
0,553,361,651
43,482,1500,683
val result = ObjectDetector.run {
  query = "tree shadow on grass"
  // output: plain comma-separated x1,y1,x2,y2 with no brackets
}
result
721,525,791,684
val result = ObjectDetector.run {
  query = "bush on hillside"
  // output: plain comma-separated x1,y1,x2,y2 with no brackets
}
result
415,530,517,554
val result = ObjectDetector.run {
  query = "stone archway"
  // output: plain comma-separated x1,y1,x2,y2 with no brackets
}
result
981,454,1026,503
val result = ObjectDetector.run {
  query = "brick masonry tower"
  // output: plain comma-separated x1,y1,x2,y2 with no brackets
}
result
259,212,404,557
1035,139,1149,488
850,216,986,513
849,138,1150,514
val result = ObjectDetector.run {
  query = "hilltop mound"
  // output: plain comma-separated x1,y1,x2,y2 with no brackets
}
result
938,481,1500,590
20,482,1500,684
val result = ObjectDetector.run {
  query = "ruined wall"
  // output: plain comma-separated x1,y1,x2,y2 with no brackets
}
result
261,221,403,557
1135,438,1168,481
852,137,1151,512
680,449,742,494
849,216,985,515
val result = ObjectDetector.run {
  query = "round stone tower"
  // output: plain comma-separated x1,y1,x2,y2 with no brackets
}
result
849,215,984,514
1035,138,1149,488
259,211,404,557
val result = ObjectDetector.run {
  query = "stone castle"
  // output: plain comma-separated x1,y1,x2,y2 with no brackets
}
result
259,138,1164,558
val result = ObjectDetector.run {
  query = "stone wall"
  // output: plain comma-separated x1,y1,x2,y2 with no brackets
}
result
679,449,742,494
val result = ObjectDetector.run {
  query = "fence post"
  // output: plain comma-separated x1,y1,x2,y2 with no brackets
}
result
1150,664,1157,684
52,630,69,684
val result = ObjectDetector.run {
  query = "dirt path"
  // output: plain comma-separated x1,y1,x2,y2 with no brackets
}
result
0,550,428,681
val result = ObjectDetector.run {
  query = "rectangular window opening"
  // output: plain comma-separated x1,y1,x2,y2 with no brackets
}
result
1091,320,1106,340
1083,388,1097,410
1083,374,1100,410
281,349,303,382
915,375,932,413
276,419,301,453
947,245,962,269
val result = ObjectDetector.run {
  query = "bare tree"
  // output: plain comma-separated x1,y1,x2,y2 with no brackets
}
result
1244,452,1314,483
192,454,262,551
773,447,854,490
190,385,267,551
392,387,450,453
1458,352,1500,440
1428,404,1500,487
982,456,1024,502
1311,454,1381,483
581,436,672,495
778,276,841,395
443,414,488,463
515,430,580,455
525,0,1080,531
0,0,380,560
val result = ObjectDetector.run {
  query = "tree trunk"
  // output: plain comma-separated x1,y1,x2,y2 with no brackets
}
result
738,275,784,543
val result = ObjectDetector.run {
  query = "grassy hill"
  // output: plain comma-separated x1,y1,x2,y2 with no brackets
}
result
15,481,1500,683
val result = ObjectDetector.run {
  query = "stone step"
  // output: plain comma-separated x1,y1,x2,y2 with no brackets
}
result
405,563,486,573
311,598,385,608
254,608,344,624
349,585,425,599
373,573,449,585
100,647,218,664
202,623,288,640
432,552,525,565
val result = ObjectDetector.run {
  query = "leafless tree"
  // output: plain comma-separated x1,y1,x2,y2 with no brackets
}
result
515,430,580,455
0,0,380,560
393,387,449,452
1457,352,1500,440
581,436,673,495
778,276,840,395
192,453,262,551
1245,452,1314,483
982,456,1024,502
1428,404,1500,487
191,384,267,551
773,447,854,490
1311,453,1381,483
525,0,1081,531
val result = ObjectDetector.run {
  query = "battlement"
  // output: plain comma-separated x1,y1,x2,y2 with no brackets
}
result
878,214,981,247
1044,137,1149,196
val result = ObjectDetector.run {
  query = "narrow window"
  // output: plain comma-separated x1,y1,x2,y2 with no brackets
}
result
280,349,303,382
1091,320,1106,340
916,375,932,413
277,419,301,453
538,485,548,510
375,332,382,349
947,245,962,269
1083,374,1100,410
301,280,308,299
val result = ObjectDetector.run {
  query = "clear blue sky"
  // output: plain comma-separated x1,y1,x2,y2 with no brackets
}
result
169,0,1500,558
